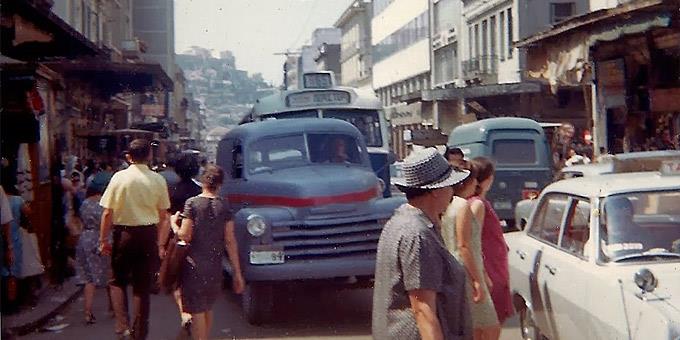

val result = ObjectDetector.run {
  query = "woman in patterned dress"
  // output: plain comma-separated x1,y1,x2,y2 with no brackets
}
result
75,181,111,324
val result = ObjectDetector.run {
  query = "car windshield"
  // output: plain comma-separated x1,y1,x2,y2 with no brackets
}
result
248,133,363,174
322,109,383,147
599,190,680,263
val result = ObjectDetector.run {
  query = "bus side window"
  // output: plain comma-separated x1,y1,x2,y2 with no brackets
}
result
233,141,244,179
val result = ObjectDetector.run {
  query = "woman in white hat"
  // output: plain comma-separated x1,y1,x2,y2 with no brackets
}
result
372,148,472,340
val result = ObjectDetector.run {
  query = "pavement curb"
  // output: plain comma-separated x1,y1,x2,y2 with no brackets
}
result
8,285,83,336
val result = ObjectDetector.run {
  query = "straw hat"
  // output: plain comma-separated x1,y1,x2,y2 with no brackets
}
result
394,148,470,190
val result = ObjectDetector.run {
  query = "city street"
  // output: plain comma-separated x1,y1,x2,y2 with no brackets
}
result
19,285,521,340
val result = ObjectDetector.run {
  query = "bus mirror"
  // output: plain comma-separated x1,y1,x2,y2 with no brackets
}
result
387,152,397,165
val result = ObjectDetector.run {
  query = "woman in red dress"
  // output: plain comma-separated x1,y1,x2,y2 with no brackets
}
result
469,157,514,324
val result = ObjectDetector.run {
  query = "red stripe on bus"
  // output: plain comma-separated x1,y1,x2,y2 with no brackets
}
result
226,187,377,207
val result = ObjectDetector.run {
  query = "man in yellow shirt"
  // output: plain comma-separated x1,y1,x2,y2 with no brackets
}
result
99,139,170,340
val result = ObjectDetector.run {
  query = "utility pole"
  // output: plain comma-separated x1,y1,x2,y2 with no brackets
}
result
274,50,301,90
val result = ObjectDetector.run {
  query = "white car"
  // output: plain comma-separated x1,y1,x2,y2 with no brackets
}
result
506,165,680,340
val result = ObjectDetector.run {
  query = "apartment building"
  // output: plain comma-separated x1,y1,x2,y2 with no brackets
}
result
334,0,373,90
423,0,597,137
372,0,435,158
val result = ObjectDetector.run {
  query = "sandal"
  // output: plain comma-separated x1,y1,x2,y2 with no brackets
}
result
85,312,96,324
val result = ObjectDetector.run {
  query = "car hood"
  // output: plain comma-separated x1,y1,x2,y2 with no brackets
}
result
230,165,379,207
611,262,680,313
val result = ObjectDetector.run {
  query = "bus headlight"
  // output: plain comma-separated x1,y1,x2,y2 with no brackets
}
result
246,214,268,237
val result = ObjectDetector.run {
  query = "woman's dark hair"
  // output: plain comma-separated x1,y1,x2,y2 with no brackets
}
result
175,155,200,181
85,185,102,198
471,157,495,196
452,160,477,192
200,165,224,191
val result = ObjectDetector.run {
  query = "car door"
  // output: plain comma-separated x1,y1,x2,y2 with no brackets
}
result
521,193,570,337
538,197,592,340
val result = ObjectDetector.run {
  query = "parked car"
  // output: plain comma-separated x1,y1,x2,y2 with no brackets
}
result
514,150,680,230
448,117,553,230
216,118,405,324
506,163,680,340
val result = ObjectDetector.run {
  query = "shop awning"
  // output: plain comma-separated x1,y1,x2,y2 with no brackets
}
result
401,82,542,103
515,0,674,91
0,0,104,60
42,60,173,93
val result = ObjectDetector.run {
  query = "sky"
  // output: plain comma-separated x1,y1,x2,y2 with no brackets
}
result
174,0,354,85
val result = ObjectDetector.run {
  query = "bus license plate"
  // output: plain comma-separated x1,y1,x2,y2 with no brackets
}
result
249,250,285,265
494,201,512,210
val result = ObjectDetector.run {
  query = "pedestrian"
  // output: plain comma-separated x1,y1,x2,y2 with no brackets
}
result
372,148,472,340
469,157,513,325
99,139,171,340
564,147,591,167
441,160,500,340
0,180,30,313
75,179,113,324
159,157,181,188
167,154,202,332
176,165,245,340
0,185,17,314
444,146,465,166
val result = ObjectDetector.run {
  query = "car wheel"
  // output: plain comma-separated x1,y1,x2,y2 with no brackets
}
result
241,282,274,325
519,306,542,340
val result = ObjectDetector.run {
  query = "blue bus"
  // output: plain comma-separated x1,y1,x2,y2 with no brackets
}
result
241,72,394,197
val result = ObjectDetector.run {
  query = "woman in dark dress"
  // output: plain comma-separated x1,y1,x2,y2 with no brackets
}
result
168,154,202,330
177,165,245,340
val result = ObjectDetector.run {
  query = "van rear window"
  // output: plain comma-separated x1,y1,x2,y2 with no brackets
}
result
492,139,536,165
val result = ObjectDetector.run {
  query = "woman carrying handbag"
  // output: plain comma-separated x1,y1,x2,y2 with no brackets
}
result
176,165,245,340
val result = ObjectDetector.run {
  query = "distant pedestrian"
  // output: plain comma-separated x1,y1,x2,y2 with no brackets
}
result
177,165,245,340
442,160,500,340
445,146,465,167
75,180,112,324
469,157,513,324
99,139,171,340
167,154,202,332
564,147,591,167
159,157,181,188
372,148,472,340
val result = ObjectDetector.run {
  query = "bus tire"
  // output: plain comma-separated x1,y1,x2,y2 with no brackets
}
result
242,282,274,325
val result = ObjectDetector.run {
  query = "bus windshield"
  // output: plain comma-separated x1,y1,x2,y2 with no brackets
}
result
323,109,383,147
248,133,364,174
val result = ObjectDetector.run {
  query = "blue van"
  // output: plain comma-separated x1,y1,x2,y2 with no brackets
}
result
448,117,553,229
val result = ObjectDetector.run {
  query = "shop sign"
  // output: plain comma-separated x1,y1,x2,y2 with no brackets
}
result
596,59,626,109
141,104,165,117
650,88,680,112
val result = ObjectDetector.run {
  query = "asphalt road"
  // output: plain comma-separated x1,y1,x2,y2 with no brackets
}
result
19,285,522,340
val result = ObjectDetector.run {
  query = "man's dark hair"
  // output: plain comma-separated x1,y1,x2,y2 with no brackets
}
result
444,147,464,159
128,139,151,163
401,187,430,200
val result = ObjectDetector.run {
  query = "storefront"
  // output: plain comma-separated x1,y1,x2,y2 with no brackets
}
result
517,0,680,156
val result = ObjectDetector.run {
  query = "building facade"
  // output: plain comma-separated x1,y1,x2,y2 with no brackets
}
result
334,0,373,90
372,0,434,159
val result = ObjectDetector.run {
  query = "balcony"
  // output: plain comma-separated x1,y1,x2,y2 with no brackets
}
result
462,55,498,84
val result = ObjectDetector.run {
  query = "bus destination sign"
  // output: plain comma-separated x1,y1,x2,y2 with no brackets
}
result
287,91,351,108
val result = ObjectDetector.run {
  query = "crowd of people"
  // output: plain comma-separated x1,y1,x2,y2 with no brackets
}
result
373,147,513,340
3,137,517,340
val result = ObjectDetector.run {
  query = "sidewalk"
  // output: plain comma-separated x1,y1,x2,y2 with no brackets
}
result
2,277,82,337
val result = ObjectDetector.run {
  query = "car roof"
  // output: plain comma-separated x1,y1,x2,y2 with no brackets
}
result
545,172,680,197
223,118,363,142
448,117,544,145
560,162,612,175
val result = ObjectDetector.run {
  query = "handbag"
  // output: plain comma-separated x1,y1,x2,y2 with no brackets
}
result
18,228,45,278
158,230,190,295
